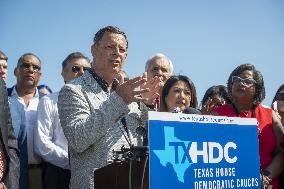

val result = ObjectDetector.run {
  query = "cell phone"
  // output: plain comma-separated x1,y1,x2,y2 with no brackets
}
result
273,101,278,110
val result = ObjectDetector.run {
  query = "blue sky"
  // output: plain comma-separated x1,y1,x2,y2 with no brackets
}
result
1,0,283,106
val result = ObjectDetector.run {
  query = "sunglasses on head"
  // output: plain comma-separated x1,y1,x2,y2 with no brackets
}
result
20,62,41,73
71,66,89,73
276,93,284,101
231,76,256,87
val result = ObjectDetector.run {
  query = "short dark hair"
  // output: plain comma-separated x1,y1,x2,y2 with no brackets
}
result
17,53,41,67
0,50,8,61
93,26,128,49
37,84,53,94
161,75,198,112
227,63,265,105
271,84,284,107
62,52,90,69
201,85,231,108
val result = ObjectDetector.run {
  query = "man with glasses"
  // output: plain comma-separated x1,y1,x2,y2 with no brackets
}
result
8,53,42,189
34,52,90,189
60,52,91,83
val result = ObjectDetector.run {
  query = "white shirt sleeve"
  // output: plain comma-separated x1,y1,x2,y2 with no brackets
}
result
34,94,69,169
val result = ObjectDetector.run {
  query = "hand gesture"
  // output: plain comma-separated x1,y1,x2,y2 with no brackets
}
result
202,97,226,115
261,174,271,189
116,75,150,104
140,72,162,105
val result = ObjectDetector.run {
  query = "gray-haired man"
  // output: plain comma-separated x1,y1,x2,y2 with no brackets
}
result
144,53,173,109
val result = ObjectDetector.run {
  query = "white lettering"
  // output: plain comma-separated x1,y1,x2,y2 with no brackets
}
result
188,142,237,164
189,142,208,163
224,142,237,163
208,142,223,163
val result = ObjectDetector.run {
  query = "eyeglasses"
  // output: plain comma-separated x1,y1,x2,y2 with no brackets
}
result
71,66,89,73
20,62,41,73
231,76,256,87
276,93,284,101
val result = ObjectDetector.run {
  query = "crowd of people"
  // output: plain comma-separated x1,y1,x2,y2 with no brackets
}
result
0,25,283,189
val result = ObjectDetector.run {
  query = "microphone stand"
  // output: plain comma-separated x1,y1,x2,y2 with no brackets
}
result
154,97,160,111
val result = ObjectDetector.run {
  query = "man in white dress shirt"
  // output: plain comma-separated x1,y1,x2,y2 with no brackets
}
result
34,52,91,189
8,53,43,189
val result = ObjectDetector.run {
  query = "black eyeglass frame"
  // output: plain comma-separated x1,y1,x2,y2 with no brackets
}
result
20,62,41,73
71,66,89,73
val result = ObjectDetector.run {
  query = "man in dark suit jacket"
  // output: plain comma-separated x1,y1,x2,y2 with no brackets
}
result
0,78,20,189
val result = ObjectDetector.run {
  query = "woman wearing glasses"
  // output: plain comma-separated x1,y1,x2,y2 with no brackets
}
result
271,84,284,188
212,64,284,189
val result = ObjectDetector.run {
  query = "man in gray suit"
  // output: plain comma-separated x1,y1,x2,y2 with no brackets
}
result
0,50,8,80
0,78,20,189
58,26,160,189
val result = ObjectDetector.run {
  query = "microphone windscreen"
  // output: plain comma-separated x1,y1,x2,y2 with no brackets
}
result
183,107,201,115
172,107,182,113
136,126,146,136
111,78,119,90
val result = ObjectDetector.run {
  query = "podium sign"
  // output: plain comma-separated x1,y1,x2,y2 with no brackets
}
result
148,111,261,189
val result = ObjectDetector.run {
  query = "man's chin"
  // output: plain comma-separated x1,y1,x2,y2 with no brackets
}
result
23,81,36,87
111,68,121,75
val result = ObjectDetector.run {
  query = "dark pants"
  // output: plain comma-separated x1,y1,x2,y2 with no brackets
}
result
42,161,71,189
29,166,42,189
279,171,284,189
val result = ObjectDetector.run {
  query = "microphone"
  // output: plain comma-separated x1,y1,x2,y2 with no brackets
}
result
120,117,133,147
183,107,201,115
154,97,160,111
136,126,147,146
171,107,201,114
172,107,182,113
111,78,119,91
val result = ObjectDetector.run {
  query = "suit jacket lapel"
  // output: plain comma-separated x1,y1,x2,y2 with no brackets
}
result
82,71,107,103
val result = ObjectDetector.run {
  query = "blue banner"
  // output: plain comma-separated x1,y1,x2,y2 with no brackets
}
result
148,111,261,189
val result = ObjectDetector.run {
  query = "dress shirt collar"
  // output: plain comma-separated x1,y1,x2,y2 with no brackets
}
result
10,85,39,99
88,69,109,93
